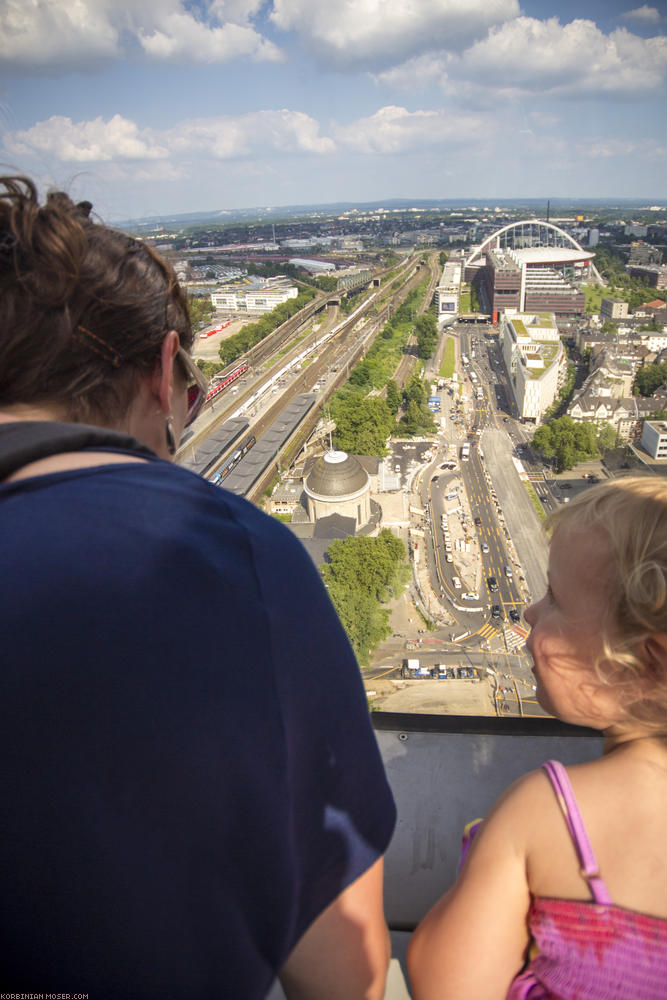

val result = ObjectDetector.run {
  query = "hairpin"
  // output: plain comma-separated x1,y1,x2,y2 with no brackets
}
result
72,324,123,368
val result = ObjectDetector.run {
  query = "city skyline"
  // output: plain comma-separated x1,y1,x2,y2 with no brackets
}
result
1,0,666,220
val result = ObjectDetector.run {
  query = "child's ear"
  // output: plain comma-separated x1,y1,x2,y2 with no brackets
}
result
643,634,667,678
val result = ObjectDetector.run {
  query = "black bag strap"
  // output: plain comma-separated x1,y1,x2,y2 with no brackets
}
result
0,421,156,481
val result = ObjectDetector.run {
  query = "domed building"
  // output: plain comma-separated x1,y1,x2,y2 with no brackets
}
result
304,450,371,531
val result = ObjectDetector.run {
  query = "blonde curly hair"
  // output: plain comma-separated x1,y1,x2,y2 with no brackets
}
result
548,475,667,731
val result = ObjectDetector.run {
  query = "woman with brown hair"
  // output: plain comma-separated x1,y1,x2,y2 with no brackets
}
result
0,176,395,999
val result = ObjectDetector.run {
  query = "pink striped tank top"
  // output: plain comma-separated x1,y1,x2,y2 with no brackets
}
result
506,760,667,999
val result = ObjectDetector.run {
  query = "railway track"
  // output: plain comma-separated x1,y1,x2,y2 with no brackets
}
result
177,251,432,492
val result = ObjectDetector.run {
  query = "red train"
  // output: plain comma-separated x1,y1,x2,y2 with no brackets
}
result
205,362,248,402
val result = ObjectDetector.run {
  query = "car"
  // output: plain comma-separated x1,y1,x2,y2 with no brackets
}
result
504,565,513,578
452,576,461,589
446,553,453,563
487,576,498,592
431,664,452,679
561,482,572,489
461,592,479,601
474,516,482,526
481,542,489,554
509,608,521,623
491,604,503,620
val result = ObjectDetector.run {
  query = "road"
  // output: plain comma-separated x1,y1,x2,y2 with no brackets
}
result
368,318,552,717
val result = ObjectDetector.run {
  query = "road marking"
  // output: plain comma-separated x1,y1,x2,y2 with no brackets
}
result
370,664,401,680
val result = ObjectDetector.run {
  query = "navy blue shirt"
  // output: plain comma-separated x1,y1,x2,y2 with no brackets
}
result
0,454,396,998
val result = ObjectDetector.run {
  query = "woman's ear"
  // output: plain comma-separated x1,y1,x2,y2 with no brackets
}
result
152,330,180,415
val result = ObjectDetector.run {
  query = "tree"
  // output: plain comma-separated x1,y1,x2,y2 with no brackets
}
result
385,379,401,414
404,372,427,405
320,531,408,665
532,424,555,459
634,362,667,397
218,287,316,365
532,416,599,471
196,359,221,379
415,313,438,359
188,297,215,329
596,422,618,452
348,362,371,388
331,396,394,457
399,399,435,436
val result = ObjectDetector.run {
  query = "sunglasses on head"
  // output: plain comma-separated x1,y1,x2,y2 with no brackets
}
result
176,347,208,427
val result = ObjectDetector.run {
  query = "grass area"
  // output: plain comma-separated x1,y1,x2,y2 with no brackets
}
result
512,317,556,337
271,513,292,523
524,482,547,524
459,285,472,313
583,284,605,313
439,337,456,378
583,283,632,314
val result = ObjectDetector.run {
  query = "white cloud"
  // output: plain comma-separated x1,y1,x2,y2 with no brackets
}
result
167,110,335,156
0,0,281,72
3,110,335,164
136,5,282,63
269,0,519,69
373,54,449,92
4,114,169,161
621,5,662,25
332,105,486,154
582,136,666,160
444,17,667,100
0,0,121,70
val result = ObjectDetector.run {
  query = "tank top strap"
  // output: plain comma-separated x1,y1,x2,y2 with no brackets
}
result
542,760,613,906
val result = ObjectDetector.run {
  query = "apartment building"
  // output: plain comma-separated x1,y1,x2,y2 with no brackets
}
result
500,311,566,423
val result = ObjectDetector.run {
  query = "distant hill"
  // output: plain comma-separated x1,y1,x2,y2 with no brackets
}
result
116,196,667,231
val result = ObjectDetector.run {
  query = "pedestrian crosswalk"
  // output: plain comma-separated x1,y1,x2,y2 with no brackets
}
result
453,620,529,648
505,624,528,652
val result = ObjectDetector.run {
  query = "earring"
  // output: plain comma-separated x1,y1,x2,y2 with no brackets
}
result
165,415,176,456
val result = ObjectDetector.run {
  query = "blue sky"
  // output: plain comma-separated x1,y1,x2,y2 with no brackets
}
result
1,0,666,219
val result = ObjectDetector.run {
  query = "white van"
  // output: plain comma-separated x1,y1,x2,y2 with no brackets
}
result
452,576,461,589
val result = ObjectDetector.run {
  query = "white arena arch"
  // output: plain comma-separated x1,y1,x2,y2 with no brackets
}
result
466,219,603,282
